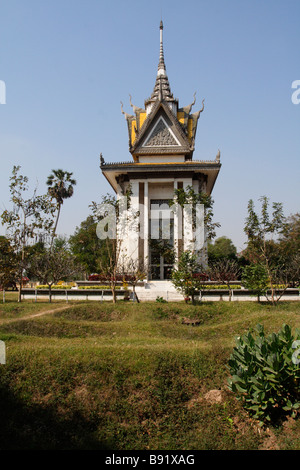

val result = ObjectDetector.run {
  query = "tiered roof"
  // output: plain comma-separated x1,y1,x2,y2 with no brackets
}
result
100,21,221,194
144,21,177,108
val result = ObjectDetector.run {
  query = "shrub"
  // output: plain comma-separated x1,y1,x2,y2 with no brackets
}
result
202,284,241,290
241,264,269,301
37,285,74,290
78,286,121,290
227,323,300,425
156,296,167,303
35,285,121,290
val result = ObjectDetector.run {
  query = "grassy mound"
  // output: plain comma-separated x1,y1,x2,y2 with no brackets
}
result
0,299,299,450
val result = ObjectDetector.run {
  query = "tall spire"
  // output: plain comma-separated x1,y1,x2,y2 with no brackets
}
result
157,20,166,77
145,20,177,114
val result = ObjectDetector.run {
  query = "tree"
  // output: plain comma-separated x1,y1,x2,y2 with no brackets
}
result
90,188,135,304
279,213,300,255
170,185,220,242
122,258,148,303
0,237,19,300
265,213,300,291
69,215,108,277
208,258,240,301
171,250,208,303
244,196,286,305
46,169,76,249
1,166,55,302
208,236,237,262
23,240,47,281
169,185,220,270
30,247,82,302
90,194,121,304
241,263,269,302
278,213,300,287
241,259,299,304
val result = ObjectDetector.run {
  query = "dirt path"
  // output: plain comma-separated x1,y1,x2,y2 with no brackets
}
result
0,305,72,324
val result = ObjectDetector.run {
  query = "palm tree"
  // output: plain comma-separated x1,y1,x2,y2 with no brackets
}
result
46,169,76,249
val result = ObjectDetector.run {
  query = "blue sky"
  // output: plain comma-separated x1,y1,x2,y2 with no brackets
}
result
0,0,299,252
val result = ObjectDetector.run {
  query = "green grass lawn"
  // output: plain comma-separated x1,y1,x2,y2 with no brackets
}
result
0,295,299,450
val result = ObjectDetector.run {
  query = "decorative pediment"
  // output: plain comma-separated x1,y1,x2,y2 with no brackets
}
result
142,116,180,147
131,102,192,157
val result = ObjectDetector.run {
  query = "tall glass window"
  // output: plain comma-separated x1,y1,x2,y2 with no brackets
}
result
149,199,175,280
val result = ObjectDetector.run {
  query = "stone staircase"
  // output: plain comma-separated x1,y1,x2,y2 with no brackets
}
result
135,281,184,301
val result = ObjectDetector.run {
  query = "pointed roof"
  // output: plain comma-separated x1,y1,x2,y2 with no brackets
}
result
118,21,208,161
144,21,177,109
131,100,191,157
101,21,221,195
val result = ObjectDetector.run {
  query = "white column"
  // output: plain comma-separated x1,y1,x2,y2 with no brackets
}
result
183,179,194,252
116,184,128,264
173,180,178,264
144,181,149,272
127,181,139,264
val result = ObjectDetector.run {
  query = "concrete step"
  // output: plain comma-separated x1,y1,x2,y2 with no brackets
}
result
133,280,183,301
135,291,184,301
137,281,178,291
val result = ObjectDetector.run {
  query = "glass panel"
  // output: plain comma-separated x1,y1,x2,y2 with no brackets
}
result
150,251,160,264
164,249,175,265
164,266,173,280
150,265,160,280
149,199,175,280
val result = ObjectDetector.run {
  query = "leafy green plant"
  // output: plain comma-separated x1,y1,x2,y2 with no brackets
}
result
171,251,208,304
202,284,241,290
1,166,56,302
170,185,220,240
241,263,269,301
153,306,169,319
228,323,300,425
78,285,121,290
156,296,167,303
37,284,74,290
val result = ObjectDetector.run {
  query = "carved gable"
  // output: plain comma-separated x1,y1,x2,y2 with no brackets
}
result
131,102,191,157
142,116,180,147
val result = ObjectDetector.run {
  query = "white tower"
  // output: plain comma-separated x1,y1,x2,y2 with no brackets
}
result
100,22,221,284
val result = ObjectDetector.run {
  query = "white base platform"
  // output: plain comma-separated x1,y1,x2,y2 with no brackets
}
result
135,281,184,301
